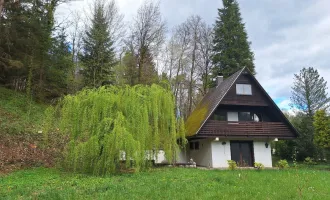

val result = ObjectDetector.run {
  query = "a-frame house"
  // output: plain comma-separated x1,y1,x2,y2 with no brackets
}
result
179,67,298,168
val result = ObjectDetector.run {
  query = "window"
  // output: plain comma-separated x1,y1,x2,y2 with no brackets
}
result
195,142,200,150
189,142,194,150
238,112,251,121
213,111,227,121
227,112,238,122
189,141,200,150
236,84,252,95
237,112,262,122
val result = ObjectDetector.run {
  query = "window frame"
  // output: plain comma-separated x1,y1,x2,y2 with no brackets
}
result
238,112,252,121
213,111,227,121
236,84,252,95
189,141,200,150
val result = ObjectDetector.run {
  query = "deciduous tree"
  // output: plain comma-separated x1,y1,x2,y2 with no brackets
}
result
128,1,166,84
314,109,330,149
45,85,186,175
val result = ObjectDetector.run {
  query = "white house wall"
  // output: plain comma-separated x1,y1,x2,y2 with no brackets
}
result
211,140,231,168
189,139,212,167
177,149,188,163
154,150,166,164
154,149,188,164
175,140,273,168
253,141,272,167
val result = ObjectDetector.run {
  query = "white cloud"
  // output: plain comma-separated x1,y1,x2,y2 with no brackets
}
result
55,0,330,102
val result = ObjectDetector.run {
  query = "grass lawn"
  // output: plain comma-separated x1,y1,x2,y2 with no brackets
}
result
1,168,329,200
0,87,46,134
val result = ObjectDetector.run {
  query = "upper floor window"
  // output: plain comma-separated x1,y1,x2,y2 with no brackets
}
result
236,84,252,95
213,111,227,121
238,112,262,122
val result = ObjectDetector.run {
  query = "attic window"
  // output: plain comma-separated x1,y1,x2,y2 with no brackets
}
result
236,84,252,95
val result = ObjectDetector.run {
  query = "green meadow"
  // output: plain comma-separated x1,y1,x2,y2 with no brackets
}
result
1,167,329,200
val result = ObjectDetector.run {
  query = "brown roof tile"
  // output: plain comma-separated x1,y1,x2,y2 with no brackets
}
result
185,68,245,136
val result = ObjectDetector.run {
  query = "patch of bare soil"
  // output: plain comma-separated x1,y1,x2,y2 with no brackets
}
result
0,132,66,174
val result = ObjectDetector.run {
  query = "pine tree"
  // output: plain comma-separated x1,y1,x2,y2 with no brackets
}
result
291,67,330,118
212,0,255,77
45,28,73,98
80,0,116,88
0,0,64,100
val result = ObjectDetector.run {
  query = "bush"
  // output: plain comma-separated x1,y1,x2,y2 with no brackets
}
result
292,160,298,168
254,162,264,170
277,160,289,169
304,157,317,165
227,160,237,170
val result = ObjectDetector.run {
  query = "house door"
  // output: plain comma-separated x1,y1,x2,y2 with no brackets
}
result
230,141,254,167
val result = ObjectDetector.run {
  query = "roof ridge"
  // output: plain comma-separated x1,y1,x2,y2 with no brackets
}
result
185,68,245,136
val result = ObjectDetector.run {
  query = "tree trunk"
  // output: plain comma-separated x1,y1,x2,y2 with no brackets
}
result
0,0,4,20
188,35,197,115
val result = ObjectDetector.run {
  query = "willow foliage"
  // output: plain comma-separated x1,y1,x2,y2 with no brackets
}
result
45,84,186,175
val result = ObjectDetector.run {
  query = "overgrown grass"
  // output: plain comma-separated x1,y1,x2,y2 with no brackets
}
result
1,167,329,199
0,87,46,134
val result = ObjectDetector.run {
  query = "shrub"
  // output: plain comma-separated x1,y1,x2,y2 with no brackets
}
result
227,160,237,170
304,157,317,166
277,159,289,169
292,160,298,168
254,162,264,170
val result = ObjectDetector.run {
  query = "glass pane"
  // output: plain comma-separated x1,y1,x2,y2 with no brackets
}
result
244,84,252,95
227,112,238,121
195,142,200,150
230,142,240,164
189,142,194,150
213,111,227,121
236,84,244,94
238,112,251,121
241,143,253,166
236,84,252,95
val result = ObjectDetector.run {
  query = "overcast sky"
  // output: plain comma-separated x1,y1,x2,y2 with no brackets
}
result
55,0,330,111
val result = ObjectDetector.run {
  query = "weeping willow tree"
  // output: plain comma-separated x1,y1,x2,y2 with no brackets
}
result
45,84,186,175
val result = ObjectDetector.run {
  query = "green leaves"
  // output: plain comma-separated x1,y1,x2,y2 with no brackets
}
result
314,109,330,149
45,84,185,175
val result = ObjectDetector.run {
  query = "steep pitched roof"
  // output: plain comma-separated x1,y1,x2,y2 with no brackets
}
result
185,68,245,136
185,67,299,137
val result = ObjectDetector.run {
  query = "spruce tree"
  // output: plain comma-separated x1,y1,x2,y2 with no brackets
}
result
212,0,255,77
80,0,116,88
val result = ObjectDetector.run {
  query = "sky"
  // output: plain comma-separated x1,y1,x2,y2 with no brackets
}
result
55,0,330,111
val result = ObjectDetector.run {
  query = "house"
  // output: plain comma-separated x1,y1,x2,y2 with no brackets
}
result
179,67,298,168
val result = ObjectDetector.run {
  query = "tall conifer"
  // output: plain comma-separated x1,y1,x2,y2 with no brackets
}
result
80,0,116,87
212,0,255,77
